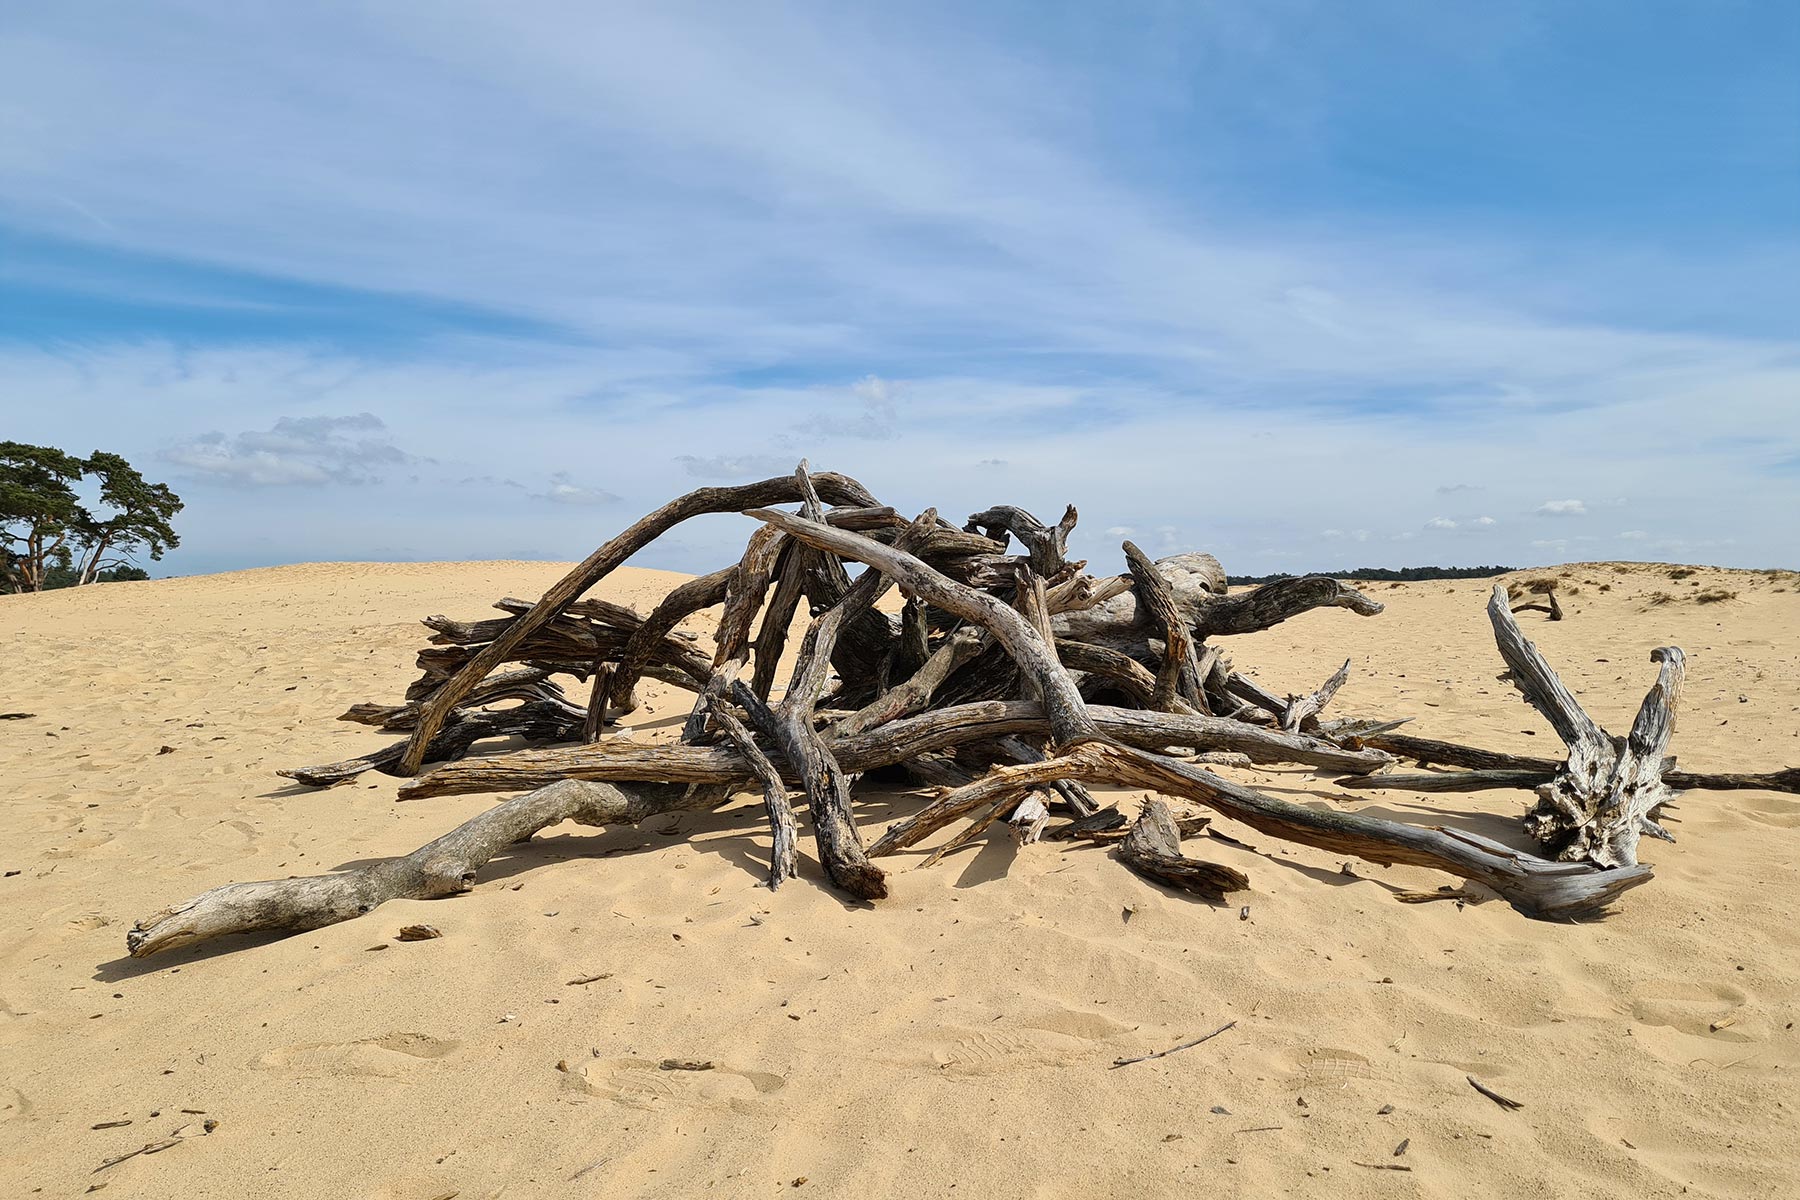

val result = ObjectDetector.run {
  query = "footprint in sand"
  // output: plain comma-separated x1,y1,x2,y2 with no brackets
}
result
1016,1007,1133,1042
1629,980,1747,1036
34,801,82,830
567,1057,786,1111
253,1032,459,1078
925,1010,1128,1077
1,1086,30,1121
200,818,259,849
1288,1046,1385,1088
43,832,115,858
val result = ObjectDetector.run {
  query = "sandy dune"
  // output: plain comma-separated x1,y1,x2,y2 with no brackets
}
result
2,560,1797,1198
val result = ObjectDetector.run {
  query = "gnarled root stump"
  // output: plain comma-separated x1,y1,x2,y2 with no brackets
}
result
1486,585,1684,867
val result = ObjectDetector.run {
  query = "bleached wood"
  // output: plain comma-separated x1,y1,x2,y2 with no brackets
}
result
1487,585,1685,867
127,779,692,957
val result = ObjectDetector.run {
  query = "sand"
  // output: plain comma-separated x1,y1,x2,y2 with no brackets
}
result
2,560,1797,1198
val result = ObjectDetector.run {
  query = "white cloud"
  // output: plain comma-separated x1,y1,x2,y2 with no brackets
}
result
1535,499,1588,517
1425,516,1457,530
1471,515,1497,527
1619,529,1648,540
161,413,411,486
537,472,620,506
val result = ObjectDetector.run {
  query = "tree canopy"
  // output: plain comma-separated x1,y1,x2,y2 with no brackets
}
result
71,451,183,585
0,442,183,593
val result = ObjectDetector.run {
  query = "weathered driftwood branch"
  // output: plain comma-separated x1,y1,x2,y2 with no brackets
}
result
1510,589,1564,621
1347,731,1559,774
870,741,1647,918
1123,539,1205,713
339,668,566,731
868,758,1078,857
1662,765,1800,794
706,693,798,889
605,567,732,715
992,734,1097,817
748,538,816,701
394,472,878,774
1281,659,1350,733
832,625,986,736
1487,585,1684,867
1334,769,1555,794
582,661,610,742
681,524,787,743
397,699,1392,799
965,504,1079,578
738,510,937,900
1114,797,1249,900
279,701,582,787
1053,563,1381,667
1334,738,1800,796
127,779,691,957
745,506,1099,746
1043,743,1652,919
1191,576,1384,638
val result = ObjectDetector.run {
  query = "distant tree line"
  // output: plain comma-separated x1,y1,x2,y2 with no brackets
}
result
1228,564,1516,586
1,442,182,593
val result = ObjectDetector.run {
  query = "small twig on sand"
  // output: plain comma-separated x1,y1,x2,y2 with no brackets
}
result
1467,1075,1523,1110
1110,1019,1236,1069
93,1120,217,1173
95,1139,182,1172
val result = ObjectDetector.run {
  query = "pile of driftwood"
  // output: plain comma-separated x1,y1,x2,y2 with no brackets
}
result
127,468,1800,957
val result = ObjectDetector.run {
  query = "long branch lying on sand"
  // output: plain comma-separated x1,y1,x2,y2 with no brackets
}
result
129,466,1796,958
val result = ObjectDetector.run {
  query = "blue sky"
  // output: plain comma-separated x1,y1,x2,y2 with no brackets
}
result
2,1,1796,575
